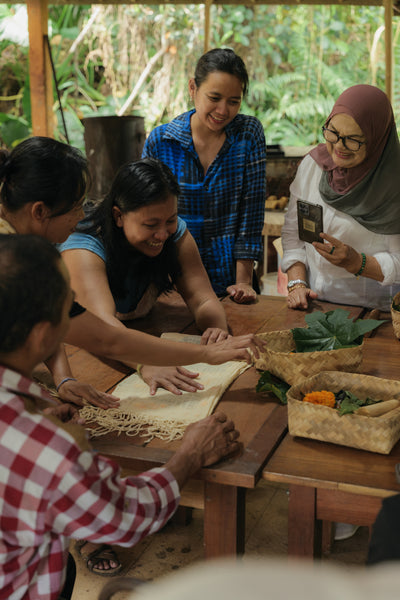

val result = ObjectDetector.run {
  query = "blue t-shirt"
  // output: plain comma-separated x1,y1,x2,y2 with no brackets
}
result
59,217,186,314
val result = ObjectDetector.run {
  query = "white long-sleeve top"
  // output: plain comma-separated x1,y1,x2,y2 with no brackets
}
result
281,154,400,310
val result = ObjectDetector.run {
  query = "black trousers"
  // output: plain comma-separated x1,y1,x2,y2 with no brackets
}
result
367,493,400,565
58,554,76,600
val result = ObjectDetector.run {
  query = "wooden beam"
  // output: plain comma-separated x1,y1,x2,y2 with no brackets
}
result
204,0,213,53
27,0,53,137
384,0,393,101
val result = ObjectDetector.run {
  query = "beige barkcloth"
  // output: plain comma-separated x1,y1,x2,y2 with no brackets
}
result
81,333,249,442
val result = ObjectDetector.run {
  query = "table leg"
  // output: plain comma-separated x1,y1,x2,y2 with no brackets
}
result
203,482,246,558
288,485,321,558
263,233,269,280
321,520,334,555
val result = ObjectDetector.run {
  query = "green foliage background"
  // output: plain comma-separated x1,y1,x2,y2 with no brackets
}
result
0,3,397,152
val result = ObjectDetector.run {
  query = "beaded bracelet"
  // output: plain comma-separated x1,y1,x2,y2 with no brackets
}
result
354,253,366,278
56,377,77,392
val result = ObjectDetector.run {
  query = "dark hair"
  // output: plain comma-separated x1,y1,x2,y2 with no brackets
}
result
0,234,68,353
194,48,249,97
81,157,182,300
0,136,89,218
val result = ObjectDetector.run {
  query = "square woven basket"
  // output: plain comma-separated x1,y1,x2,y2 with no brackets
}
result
391,291,400,340
287,371,400,454
255,330,363,386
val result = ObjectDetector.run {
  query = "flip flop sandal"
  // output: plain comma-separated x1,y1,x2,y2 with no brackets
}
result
76,540,123,577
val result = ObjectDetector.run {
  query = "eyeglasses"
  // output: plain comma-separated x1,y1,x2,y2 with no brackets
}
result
322,126,366,152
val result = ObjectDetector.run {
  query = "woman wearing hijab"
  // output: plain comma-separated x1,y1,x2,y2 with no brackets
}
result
281,84,400,311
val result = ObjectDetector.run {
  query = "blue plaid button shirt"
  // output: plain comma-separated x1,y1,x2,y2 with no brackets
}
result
143,110,266,295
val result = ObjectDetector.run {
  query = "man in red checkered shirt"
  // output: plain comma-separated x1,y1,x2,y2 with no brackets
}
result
0,234,240,600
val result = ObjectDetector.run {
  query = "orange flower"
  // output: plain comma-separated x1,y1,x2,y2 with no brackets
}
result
303,390,336,408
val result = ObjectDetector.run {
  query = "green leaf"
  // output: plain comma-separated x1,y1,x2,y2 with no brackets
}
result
256,371,290,405
292,309,385,353
336,390,364,416
335,389,382,415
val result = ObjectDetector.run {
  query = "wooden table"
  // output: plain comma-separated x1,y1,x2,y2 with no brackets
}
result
262,312,400,558
62,294,365,558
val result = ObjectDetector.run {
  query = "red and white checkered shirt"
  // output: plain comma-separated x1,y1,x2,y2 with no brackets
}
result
0,366,180,600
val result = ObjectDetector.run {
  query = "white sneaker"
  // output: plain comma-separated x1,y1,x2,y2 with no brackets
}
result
334,522,359,541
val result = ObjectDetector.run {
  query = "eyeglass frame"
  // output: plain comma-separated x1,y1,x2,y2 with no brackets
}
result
321,126,366,152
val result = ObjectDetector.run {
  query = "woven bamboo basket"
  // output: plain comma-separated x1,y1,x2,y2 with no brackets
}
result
391,291,400,339
255,330,363,386
287,371,400,454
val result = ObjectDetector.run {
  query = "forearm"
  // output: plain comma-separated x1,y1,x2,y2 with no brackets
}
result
164,451,202,489
346,252,384,282
65,311,218,368
192,298,229,333
286,262,308,284
236,259,254,285
44,343,73,387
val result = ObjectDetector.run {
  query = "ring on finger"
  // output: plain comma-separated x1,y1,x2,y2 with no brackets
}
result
329,245,335,255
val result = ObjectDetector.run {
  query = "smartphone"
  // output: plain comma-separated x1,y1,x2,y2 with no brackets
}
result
297,200,323,243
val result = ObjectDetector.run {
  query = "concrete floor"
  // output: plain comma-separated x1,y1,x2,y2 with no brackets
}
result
70,480,370,600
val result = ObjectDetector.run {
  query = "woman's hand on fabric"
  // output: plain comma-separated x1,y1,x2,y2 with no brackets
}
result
201,328,230,344
226,283,257,304
43,403,85,425
57,380,120,410
287,286,318,310
202,333,266,364
313,233,361,273
140,365,204,396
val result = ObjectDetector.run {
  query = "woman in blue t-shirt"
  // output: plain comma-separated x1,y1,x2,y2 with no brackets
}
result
60,157,234,395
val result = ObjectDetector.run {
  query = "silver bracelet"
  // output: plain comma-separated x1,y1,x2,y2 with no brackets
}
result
287,279,308,290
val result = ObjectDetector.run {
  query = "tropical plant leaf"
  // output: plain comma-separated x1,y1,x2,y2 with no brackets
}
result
292,309,385,352
256,371,290,405
335,389,364,415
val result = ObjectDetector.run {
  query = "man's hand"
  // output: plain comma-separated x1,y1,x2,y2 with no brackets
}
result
43,403,85,425
164,412,240,488
182,412,240,467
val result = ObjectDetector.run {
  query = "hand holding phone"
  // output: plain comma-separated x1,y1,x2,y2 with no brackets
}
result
297,200,323,244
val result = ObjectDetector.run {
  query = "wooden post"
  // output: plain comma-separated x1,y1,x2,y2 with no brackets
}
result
27,0,53,137
204,0,213,54
384,0,393,102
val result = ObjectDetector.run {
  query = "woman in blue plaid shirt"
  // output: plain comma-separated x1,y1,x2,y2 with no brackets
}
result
143,48,266,303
